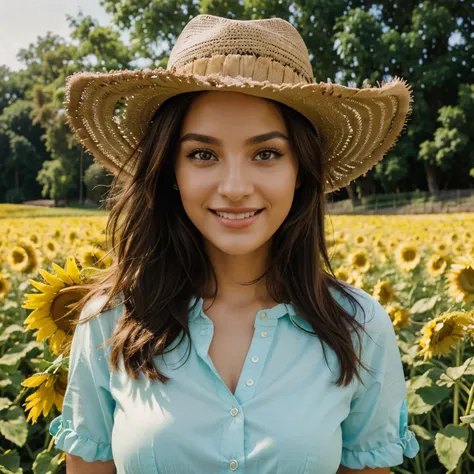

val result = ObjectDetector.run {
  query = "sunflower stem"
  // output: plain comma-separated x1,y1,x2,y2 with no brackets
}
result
464,380,474,418
454,342,462,474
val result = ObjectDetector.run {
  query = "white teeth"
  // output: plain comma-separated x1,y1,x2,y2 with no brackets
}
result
215,210,259,220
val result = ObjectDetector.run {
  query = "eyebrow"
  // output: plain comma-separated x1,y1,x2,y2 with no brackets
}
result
179,131,289,146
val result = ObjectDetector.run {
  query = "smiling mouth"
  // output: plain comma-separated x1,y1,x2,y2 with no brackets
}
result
209,209,265,218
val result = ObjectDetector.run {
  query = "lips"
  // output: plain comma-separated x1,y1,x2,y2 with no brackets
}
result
210,209,264,216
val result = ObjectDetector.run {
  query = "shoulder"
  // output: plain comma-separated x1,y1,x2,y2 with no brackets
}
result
78,291,125,339
329,281,395,338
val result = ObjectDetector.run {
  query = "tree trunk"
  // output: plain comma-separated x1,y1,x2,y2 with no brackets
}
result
357,172,376,197
424,162,440,194
15,166,19,189
345,182,359,208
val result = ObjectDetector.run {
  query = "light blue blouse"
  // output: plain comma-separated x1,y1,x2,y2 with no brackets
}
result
49,283,419,473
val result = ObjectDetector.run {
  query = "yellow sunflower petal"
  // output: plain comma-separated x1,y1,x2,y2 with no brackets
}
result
66,256,82,285
26,316,55,331
39,269,65,289
24,305,51,325
52,263,74,285
22,300,47,310
21,374,48,388
23,293,53,304
42,395,55,417
25,403,43,424
28,279,58,295
36,321,58,342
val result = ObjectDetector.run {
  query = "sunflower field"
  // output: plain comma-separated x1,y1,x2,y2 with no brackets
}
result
0,206,473,474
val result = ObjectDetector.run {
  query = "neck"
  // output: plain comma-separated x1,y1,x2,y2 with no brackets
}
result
203,240,273,306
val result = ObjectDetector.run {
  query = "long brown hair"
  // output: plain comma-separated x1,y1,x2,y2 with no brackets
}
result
70,90,372,388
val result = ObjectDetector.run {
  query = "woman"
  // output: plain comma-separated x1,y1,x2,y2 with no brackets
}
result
49,14,419,474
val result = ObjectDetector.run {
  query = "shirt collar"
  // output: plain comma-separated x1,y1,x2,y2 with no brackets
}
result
188,295,298,323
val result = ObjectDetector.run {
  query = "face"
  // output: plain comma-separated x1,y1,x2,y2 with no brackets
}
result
174,91,300,257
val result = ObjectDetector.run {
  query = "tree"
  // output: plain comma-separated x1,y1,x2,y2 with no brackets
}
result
36,159,75,204
83,162,114,204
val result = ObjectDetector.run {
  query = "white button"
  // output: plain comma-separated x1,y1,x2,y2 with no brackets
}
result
251,356,259,363
229,459,239,470
261,330,268,337
230,407,239,416
246,378,254,386
260,312,267,319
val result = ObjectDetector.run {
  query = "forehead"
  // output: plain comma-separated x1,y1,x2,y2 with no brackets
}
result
180,91,286,134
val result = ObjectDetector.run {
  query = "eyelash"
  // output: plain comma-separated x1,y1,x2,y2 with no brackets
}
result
185,147,284,163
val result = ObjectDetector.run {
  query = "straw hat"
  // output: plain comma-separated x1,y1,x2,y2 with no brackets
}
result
65,14,413,194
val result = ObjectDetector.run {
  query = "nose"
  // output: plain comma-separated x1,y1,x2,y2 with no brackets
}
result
217,160,254,201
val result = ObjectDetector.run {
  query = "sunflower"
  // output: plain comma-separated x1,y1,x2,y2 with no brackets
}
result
67,229,80,246
329,243,348,260
426,253,448,277
335,268,351,282
354,234,368,246
21,371,68,424
417,311,474,361
386,304,410,331
80,245,112,270
347,248,371,273
0,272,11,300
372,279,397,305
452,242,466,256
446,255,474,304
22,256,89,356
8,240,39,274
335,268,364,288
434,241,449,256
28,233,41,247
44,239,59,260
448,232,460,244
395,244,421,272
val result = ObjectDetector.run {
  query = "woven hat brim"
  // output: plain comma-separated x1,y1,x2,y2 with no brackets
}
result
65,68,413,194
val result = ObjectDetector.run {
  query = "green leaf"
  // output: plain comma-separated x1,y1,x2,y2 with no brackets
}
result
0,325,24,343
408,424,434,442
0,341,42,367
0,398,12,411
407,369,450,415
0,450,22,474
459,414,474,423
434,424,468,472
0,406,28,447
438,357,474,387
410,295,439,314
32,449,63,474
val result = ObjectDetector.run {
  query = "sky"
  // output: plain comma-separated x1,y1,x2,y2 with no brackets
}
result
0,0,119,71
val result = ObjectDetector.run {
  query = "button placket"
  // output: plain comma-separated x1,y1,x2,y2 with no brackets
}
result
233,316,277,404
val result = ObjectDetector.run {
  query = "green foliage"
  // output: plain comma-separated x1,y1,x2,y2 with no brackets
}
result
83,163,114,204
36,160,75,202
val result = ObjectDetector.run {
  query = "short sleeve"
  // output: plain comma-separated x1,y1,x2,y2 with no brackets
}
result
49,295,122,463
340,296,420,469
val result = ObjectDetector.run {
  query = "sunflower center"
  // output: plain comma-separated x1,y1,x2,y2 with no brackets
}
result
433,321,454,343
459,267,474,293
433,257,444,270
12,249,25,264
403,250,416,261
51,286,90,332
355,255,367,266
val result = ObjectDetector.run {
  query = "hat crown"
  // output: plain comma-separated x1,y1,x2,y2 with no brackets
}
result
168,14,314,83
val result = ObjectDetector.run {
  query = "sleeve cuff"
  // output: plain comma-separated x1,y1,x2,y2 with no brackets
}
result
49,415,113,463
341,427,420,469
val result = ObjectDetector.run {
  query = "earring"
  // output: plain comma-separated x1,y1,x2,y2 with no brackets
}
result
173,183,178,190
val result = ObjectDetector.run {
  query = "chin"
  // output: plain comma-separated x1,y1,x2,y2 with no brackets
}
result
207,238,269,257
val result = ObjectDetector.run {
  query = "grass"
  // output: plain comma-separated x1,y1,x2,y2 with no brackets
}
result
0,204,109,219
